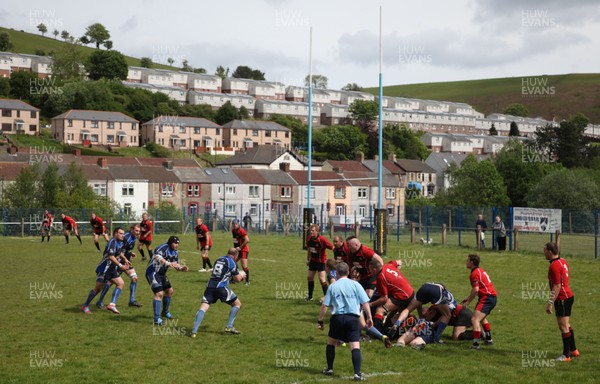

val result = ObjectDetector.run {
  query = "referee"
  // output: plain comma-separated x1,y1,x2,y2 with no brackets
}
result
317,262,372,381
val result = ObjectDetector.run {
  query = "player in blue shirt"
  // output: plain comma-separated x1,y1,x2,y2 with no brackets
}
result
81,228,129,314
145,236,188,325
191,248,245,337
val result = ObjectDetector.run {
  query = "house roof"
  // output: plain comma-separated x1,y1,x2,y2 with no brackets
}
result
221,120,290,132
216,145,320,167
362,159,406,175
395,159,436,173
288,170,350,187
324,160,371,172
171,167,211,183
142,116,222,128
52,110,138,123
202,167,243,184
136,166,180,183
0,162,30,180
0,98,39,111
341,171,398,187
257,169,297,186
425,152,490,172
231,168,268,184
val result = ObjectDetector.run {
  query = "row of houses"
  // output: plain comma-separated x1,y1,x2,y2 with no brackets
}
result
0,145,441,223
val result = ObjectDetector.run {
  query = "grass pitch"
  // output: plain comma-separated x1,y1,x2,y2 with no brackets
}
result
1,231,599,384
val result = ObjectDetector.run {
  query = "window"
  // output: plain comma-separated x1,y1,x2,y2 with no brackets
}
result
335,204,345,215
303,186,315,199
216,128,220,135
90,134,99,142
285,132,289,138
29,124,36,132
385,188,396,199
124,203,132,216
93,183,107,196
67,119,73,127
280,204,289,214
187,184,200,197
225,204,236,214
107,135,116,143
252,130,258,137
91,121,98,128
132,123,137,131
158,125,164,133
1,109,11,117
250,204,258,216
334,187,345,199
217,186,222,195
357,187,367,199
161,184,174,198
31,111,37,118
387,204,395,216
194,127,200,134
179,126,186,134
359,205,367,217
189,203,198,216
122,184,134,196
248,185,259,198
233,129,237,136
107,121,114,129
225,186,236,194
265,131,271,137
280,186,291,198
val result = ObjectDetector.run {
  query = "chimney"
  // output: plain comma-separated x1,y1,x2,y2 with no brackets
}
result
162,160,173,170
374,155,379,161
388,153,396,162
332,167,343,173
355,151,364,163
72,149,81,156
279,162,290,172
97,157,108,168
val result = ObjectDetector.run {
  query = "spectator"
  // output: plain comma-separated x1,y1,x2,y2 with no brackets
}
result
491,216,507,251
475,214,487,248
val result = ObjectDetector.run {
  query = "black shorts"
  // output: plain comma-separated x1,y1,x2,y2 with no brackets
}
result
64,224,73,231
146,272,171,294
93,229,106,236
416,283,455,307
390,293,414,311
104,267,121,282
328,314,361,342
475,295,497,315
555,296,574,317
139,239,152,246
202,287,238,305
450,307,473,327
308,260,326,272
359,275,377,292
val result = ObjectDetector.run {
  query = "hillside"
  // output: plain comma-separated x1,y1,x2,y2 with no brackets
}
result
364,74,600,123
0,26,175,70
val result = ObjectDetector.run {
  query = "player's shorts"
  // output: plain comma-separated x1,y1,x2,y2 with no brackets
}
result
146,272,171,293
202,286,238,305
93,227,107,235
358,275,377,292
64,224,73,231
199,242,212,252
308,260,326,272
475,295,497,315
450,307,473,327
41,225,52,235
104,266,121,282
554,296,574,317
239,250,249,260
416,283,456,310
390,293,415,311
139,238,152,246
329,314,361,342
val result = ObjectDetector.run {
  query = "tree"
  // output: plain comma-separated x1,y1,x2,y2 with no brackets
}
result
59,163,100,208
79,35,90,45
52,29,59,39
305,74,328,89
140,57,153,68
0,77,10,97
239,105,249,120
38,163,64,208
341,83,362,91
383,124,429,160
3,164,40,208
193,68,207,74
86,50,128,80
84,23,111,49
527,169,600,209
0,32,13,51
60,30,70,41
232,65,265,80
494,139,561,207
167,57,174,66
181,104,215,120
444,156,510,207
49,39,86,81
489,123,498,136
103,40,113,50
215,65,229,79
314,125,368,160
37,23,47,36
509,121,520,137
504,103,529,117
348,99,379,157
214,101,239,125
9,70,39,101
269,114,308,148
531,114,591,168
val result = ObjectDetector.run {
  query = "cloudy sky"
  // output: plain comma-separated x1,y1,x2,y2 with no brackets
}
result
3,0,600,89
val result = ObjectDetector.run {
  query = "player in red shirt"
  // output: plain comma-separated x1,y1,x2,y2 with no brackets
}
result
232,219,250,285
544,242,579,361
369,259,414,332
60,213,82,244
138,213,153,261
90,212,110,252
305,224,333,301
332,236,350,263
460,254,497,349
195,217,213,272
41,210,54,242
347,237,383,297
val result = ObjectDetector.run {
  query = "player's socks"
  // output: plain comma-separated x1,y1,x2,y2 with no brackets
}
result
202,258,208,269
562,332,572,357
473,330,481,343
243,267,250,283
65,235,69,244
94,242,100,251
84,289,98,307
76,235,82,244
97,282,111,304
326,344,335,370
321,281,328,295
351,348,362,375
162,296,171,314
192,309,206,333
206,259,213,269
111,287,122,304
227,306,240,328
434,321,448,342
41,236,45,242
374,314,384,330
569,327,577,352
148,248,153,256
483,323,492,341
129,281,137,303
47,236,50,242
307,281,315,300
139,249,146,259
364,324,384,340
153,299,161,323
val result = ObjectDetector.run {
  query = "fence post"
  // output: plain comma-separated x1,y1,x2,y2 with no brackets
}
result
265,219,269,236
410,223,415,244
514,228,519,251
448,209,452,232
595,208,599,259
354,220,360,238
477,225,482,249
21,217,25,238
555,230,561,252
396,206,400,242
442,224,447,245
458,207,462,246
329,219,334,239
425,206,430,243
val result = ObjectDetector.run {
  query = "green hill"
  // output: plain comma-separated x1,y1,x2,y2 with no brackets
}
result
365,73,600,123
0,26,176,70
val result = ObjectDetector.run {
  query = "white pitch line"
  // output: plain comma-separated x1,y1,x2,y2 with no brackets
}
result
177,250,277,263
294,371,403,383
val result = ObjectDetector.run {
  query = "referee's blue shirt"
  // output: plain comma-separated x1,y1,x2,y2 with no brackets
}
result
323,277,370,316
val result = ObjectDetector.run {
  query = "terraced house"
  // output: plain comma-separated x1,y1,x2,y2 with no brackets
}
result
0,99,39,135
51,109,139,146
